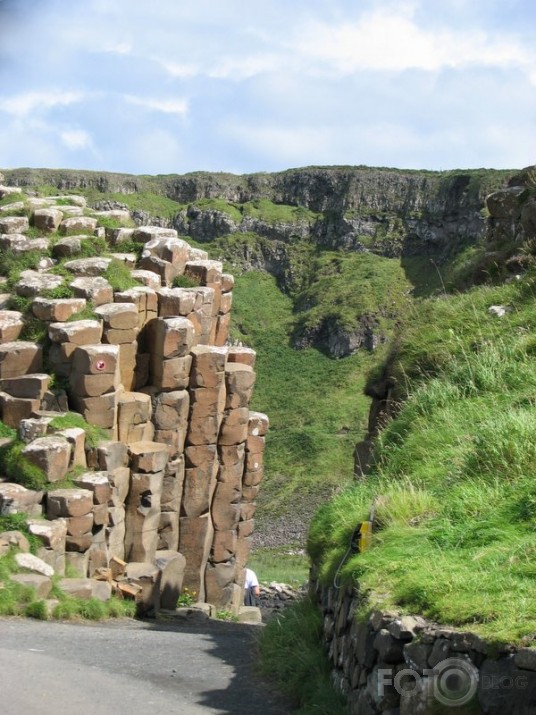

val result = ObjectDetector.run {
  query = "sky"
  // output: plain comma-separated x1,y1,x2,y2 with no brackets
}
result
0,0,535,175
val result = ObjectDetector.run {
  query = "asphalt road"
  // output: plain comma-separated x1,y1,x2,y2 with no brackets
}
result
0,616,295,715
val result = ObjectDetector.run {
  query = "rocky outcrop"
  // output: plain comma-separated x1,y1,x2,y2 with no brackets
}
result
2,166,511,258
0,184,268,615
1,165,514,359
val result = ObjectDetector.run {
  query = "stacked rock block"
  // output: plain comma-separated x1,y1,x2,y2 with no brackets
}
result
0,181,267,612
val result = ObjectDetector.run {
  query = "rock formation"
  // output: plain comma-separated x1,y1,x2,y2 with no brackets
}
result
0,183,267,614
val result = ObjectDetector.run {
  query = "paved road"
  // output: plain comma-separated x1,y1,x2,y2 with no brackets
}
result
0,616,295,715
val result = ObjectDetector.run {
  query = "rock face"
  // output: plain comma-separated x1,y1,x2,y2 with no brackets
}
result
0,188,267,614
2,165,513,357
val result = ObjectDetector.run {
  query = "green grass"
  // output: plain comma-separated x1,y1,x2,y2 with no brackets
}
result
241,198,319,225
247,548,309,586
0,545,136,620
0,439,47,490
292,250,411,337
231,271,378,517
308,269,536,644
49,412,107,448
103,258,141,291
258,596,348,714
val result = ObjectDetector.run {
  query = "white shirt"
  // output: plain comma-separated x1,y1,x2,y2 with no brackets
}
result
245,568,259,589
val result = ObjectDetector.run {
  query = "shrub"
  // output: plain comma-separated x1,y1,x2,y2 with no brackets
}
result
25,600,49,620
104,258,140,291
172,274,200,289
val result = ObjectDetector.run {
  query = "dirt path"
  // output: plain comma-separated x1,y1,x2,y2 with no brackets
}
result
0,616,295,715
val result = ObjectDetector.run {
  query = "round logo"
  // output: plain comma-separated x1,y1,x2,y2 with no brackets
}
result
433,657,479,707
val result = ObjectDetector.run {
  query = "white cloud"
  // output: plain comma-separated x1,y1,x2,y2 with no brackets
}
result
124,95,188,118
60,129,92,150
159,60,199,79
1,90,85,116
293,8,534,76
208,53,283,80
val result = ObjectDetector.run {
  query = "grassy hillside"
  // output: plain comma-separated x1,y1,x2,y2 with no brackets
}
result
230,270,381,518
308,270,536,644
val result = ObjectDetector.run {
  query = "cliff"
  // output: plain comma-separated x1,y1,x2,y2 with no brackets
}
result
2,165,514,358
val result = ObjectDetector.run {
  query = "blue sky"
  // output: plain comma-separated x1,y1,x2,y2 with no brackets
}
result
1,0,535,175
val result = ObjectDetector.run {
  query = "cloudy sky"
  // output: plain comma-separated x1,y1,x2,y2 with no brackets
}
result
1,0,535,175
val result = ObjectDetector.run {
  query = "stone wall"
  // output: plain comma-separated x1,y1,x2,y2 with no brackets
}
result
0,183,267,613
313,578,536,714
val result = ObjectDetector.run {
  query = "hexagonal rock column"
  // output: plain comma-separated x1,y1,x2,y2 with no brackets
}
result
27,517,67,575
187,288,215,346
139,236,190,286
125,441,169,563
48,319,103,378
184,260,224,332
31,297,86,323
149,317,195,391
32,207,63,233
69,345,120,432
0,310,24,344
0,215,29,234
70,277,113,306
204,360,256,608
94,302,140,391
0,372,49,429
159,456,185,551
0,341,42,378
152,389,190,457
0,482,44,517
72,471,113,575
47,488,94,557
22,435,72,483
236,411,269,584
114,287,158,330
180,346,227,603
117,391,154,443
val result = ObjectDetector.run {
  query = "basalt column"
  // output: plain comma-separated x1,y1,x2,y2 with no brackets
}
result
205,353,258,608
180,345,227,601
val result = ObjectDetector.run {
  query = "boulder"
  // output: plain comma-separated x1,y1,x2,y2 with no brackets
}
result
0,310,24,343
70,276,113,305
32,208,63,232
15,552,54,577
31,297,86,322
0,341,42,378
60,216,98,235
23,436,71,482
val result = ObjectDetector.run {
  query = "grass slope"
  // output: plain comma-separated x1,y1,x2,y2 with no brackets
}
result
308,270,536,644
231,270,381,520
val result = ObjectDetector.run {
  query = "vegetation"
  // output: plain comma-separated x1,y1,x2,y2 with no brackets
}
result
292,250,411,338
247,548,309,586
240,198,319,225
48,412,108,448
103,258,141,291
0,438,47,490
308,268,536,644
0,546,136,619
172,274,200,288
231,271,378,517
259,597,348,714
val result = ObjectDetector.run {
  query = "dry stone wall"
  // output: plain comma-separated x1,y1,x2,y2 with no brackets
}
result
313,578,536,715
0,182,267,613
